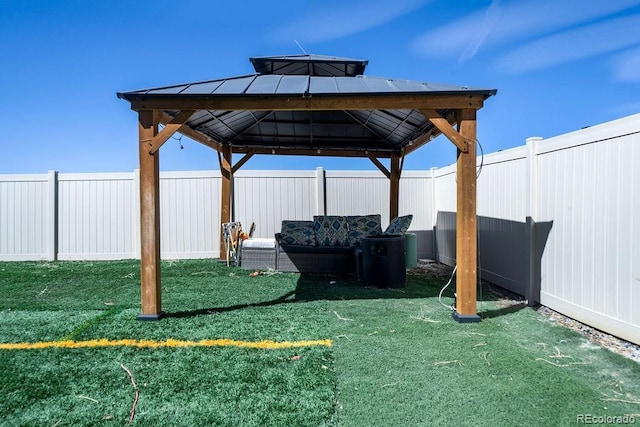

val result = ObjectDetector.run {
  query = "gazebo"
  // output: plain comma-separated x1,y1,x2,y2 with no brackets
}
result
117,54,497,322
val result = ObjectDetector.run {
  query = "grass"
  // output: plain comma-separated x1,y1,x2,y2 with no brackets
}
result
1,260,639,426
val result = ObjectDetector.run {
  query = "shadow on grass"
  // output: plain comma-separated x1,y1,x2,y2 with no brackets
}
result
479,302,528,319
164,270,519,319
166,291,297,318
165,273,441,319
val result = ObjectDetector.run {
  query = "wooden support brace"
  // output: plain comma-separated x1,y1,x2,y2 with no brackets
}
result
421,108,468,152
232,150,255,174
146,110,195,154
160,112,221,151
367,154,391,179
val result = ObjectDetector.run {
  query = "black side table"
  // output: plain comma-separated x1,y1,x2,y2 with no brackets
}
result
361,234,406,288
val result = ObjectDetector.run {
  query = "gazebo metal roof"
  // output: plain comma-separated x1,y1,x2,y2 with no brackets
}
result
117,54,496,157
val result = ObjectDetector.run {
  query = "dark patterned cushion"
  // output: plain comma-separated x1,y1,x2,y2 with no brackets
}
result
280,220,316,246
384,215,413,234
313,215,349,247
346,214,382,246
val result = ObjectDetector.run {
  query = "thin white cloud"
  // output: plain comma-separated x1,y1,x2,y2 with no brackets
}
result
612,47,640,82
458,0,502,63
495,14,640,73
272,0,432,44
412,0,640,62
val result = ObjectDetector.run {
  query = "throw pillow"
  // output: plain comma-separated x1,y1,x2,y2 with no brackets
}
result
280,220,316,246
384,214,413,234
346,214,382,246
313,216,349,247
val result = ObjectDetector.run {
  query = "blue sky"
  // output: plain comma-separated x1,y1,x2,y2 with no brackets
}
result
1,0,639,174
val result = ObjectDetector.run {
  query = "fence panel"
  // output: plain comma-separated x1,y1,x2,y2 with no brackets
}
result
536,115,640,344
0,174,50,260
160,171,219,259
399,171,435,258
433,165,457,266
58,173,137,260
325,171,390,223
234,171,317,239
475,147,529,295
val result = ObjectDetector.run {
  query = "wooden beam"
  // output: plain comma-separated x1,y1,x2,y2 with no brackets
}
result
232,147,393,158
231,150,255,174
138,110,163,320
367,154,390,179
454,108,479,322
219,146,233,261
146,110,195,154
129,94,486,112
160,113,221,151
390,153,401,220
421,109,468,152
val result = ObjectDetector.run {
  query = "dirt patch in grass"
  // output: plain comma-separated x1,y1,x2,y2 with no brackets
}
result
412,259,640,364
537,306,640,363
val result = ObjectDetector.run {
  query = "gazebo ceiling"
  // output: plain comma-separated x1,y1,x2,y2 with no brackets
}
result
117,54,497,157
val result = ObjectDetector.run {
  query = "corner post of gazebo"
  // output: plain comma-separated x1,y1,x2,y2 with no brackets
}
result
390,152,401,220
219,145,233,261
137,110,164,320
453,108,480,323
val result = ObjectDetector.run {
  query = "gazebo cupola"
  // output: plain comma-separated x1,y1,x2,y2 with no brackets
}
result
250,54,368,77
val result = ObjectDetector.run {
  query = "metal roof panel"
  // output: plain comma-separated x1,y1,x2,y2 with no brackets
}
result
273,75,309,94
212,75,257,94
181,80,225,95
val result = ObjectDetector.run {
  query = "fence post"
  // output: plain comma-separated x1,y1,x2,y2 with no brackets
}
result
133,169,141,259
47,170,58,261
525,137,542,305
315,167,326,216
430,167,438,260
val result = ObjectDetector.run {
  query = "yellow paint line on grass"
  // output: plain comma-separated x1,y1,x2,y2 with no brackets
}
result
0,338,333,351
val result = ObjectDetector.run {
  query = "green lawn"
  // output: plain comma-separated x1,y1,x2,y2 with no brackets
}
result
1,260,639,426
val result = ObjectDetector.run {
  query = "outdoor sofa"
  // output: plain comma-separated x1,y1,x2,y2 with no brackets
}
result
275,214,412,274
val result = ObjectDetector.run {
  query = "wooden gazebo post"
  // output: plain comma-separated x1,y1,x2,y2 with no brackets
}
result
453,108,480,322
390,153,401,220
219,146,233,262
138,110,163,320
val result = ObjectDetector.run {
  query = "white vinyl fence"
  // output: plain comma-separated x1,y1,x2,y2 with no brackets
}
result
1,113,639,343
433,113,640,344
0,168,435,261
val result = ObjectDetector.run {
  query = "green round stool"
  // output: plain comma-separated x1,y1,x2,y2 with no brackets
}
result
404,232,417,269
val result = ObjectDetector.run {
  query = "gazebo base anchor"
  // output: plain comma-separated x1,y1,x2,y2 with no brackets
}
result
452,311,481,323
137,312,166,321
